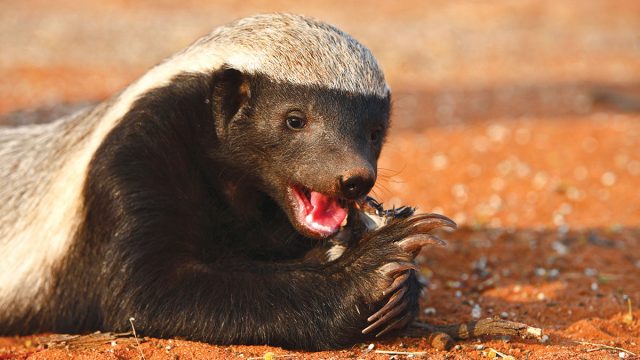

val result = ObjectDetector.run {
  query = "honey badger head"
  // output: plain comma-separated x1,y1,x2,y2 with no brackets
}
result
195,14,391,238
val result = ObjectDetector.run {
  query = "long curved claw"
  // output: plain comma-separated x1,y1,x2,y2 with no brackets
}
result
378,261,420,277
375,312,414,338
382,272,410,296
398,234,447,252
362,298,409,334
369,287,407,322
408,213,457,232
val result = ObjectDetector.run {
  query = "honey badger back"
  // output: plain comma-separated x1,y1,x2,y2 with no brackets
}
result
0,14,454,350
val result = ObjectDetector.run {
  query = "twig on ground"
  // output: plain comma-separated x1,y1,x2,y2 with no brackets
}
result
129,317,146,360
374,350,427,356
486,347,516,359
38,331,141,349
575,340,637,357
247,353,296,360
406,317,544,350
622,298,634,325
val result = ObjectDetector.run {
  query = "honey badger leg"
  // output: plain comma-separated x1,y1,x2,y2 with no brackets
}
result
75,204,454,350
84,219,451,350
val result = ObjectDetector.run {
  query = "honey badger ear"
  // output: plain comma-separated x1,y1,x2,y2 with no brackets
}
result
211,66,251,135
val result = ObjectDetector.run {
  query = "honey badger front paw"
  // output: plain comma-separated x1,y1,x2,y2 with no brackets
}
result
361,213,456,337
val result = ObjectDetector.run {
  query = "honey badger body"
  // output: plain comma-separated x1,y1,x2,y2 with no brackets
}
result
0,14,453,350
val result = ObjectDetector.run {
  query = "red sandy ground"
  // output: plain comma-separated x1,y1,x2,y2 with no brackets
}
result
1,1,639,359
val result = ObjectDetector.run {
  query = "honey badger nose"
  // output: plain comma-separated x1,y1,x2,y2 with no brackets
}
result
339,168,375,200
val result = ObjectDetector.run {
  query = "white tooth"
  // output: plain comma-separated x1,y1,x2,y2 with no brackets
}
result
341,213,349,227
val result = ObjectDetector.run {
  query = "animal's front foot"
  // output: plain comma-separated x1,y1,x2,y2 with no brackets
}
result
362,213,456,337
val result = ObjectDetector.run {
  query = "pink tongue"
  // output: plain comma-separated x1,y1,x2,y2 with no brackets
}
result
305,191,347,233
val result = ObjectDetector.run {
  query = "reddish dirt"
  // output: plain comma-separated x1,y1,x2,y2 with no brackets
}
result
1,1,639,359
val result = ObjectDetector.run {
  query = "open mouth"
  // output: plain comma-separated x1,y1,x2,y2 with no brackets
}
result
289,185,348,237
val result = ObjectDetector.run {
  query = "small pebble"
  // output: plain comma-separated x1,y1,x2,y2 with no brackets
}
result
590,282,599,291
534,268,546,277
423,307,437,315
473,256,488,271
551,241,569,255
475,344,485,350
548,268,560,279
500,311,509,319
471,304,482,319
454,344,463,350
366,343,375,352
540,334,550,343
584,268,598,277
619,351,627,358
455,290,462,298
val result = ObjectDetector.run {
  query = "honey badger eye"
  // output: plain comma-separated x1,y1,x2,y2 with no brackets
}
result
286,111,307,130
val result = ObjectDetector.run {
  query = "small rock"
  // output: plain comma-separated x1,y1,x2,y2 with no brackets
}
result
540,334,550,343
551,241,569,255
619,351,627,358
584,268,598,277
475,344,485,350
423,307,437,315
500,311,509,319
471,304,482,319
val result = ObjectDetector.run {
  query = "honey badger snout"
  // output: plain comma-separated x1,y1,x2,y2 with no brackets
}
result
338,166,376,200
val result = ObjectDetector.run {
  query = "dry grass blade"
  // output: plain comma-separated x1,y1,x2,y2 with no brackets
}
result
374,349,427,355
575,340,637,357
129,317,146,360
38,331,141,349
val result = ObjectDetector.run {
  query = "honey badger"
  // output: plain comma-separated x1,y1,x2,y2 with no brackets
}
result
0,14,455,350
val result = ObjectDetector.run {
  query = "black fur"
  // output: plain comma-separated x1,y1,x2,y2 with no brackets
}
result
6,68,426,350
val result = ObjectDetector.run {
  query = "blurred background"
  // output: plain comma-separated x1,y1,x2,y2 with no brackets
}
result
1,0,639,230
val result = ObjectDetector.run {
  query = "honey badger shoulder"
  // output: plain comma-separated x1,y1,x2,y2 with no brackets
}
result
0,14,445,350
